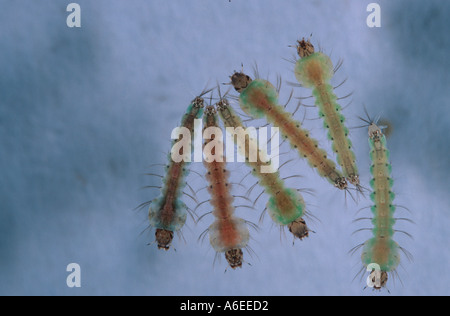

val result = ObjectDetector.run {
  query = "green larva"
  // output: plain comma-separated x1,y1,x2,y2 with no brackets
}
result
147,96,204,250
360,122,400,289
230,70,347,190
294,38,359,188
216,98,310,240
202,105,250,268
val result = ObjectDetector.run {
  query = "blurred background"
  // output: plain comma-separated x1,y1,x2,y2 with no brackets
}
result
0,0,449,295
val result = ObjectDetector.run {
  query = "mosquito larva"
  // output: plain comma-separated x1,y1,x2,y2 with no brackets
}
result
202,105,251,268
294,38,359,188
229,70,347,190
147,96,205,250
359,121,404,290
216,98,310,240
